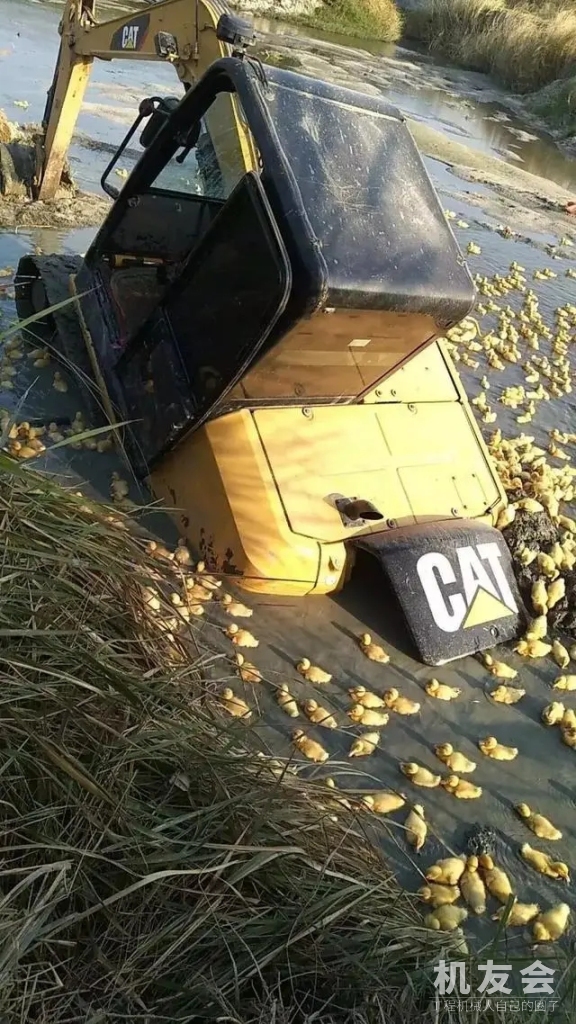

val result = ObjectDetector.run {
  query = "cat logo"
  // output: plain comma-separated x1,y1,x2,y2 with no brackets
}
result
121,25,140,49
416,541,518,634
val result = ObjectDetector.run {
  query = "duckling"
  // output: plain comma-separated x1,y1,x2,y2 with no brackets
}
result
516,804,562,840
532,579,549,615
419,883,461,907
303,699,338,729
547,577,566,610
110,472,130,501
425,904,468,932
441,775,483,799
348,731,379,757
52,371,68,392
525,615,548,641
292,729,329,763
400,762,441,788
194,563,222,589
383,688,421,715
478,736,518,761
496,505,516,530
520,843,570,881
296,658,331,684
276,683,299,717
358,633,389,664
460,856,487,915
562,708,576,729
348,704,389,727
220,593,253,617
225,624,259,648
425,679,461,701
561,725,576,748
362,791,405,815
533,903,570,942
553,674,576,691
541,701,565,726
349,685,385,709
467,242,481,256
515,639,552,659
479,854,513,904
324,777,352,810
146,540,174,562
235,652,262,684
219,687,252,720
426,854,466,886
492,901,540,927
172,538,192,566
405,803,427,852
483,653,518,680
434,743,477,774
184,578,213,602
490,684,525,705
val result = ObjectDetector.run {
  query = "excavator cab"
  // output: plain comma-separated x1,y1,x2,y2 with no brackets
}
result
16,43,522,665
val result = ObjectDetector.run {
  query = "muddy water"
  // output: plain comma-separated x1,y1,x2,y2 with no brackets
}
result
2,0,576,967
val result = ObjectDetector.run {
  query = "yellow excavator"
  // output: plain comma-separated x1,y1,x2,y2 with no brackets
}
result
14,0,522,665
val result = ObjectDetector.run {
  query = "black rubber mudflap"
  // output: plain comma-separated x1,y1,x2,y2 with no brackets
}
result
353,519,524,666
15,254,106,427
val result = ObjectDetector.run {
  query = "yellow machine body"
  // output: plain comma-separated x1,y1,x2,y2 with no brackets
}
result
151,339,506,596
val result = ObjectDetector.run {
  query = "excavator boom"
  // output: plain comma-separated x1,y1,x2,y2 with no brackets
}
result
38,0,252,199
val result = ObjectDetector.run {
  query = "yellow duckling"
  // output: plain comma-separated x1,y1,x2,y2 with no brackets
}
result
490,684,525,705
400,762,441,788
405,803,427,852
434,743,476,774
520,843,570,882
478,736,518,761
276,683,299,717
358,633,389,664
532,579,549,615
547,577,566,610
292,730,329,763
541,701,565,726
362,791,405,815
492,901,540,927
533,903,571,943
426,854,466,886
52,370,68,392
525,615,548,641
194,563,222,589
515,639,552,659
348,685,385,709
460,856,487,915
562,708,576,729
184,578,213,602
425,904,468,932
419,883,460,907
235,653,262,684
516,804,562,840
496,505,516,530
296,658,331,684
147,540,174,561
441,775,483,799
479,854,513,904
553,674,576,691
110,472,130,501
226,624,259,648
303,699,338,729
172,539,192,566
348,704,389,727
383,688,421,715
483,653,518,680
561,725,576,748
349,731,380,758
324,777,352,810
425,679,461,701
219,687,252,720
220,593,253,618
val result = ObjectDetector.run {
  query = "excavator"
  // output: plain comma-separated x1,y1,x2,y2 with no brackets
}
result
12,0,523,666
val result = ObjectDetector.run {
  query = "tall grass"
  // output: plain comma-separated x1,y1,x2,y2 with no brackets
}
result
304,0,403,42
406,0,576,94
0,456,465,1022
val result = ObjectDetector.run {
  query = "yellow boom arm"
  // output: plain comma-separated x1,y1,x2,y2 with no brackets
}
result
38,0,243,199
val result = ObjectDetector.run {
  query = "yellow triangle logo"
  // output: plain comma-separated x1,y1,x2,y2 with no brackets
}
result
463,587,515,629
